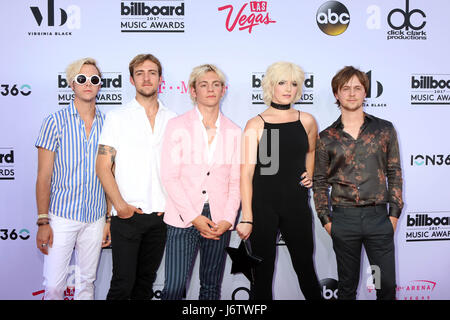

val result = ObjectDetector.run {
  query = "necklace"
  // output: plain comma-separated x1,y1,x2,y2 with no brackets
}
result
271,101,291,110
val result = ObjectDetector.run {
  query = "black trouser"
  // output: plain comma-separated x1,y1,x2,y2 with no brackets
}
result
331,205,396,300
249,203,322,300
107,213,166,300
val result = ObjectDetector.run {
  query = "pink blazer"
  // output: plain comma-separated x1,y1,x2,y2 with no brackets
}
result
160,108,241,228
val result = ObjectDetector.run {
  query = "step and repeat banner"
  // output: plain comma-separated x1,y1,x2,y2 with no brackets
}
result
1,0,449,300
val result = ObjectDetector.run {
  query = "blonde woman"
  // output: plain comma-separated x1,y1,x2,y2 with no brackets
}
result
238,61,322,300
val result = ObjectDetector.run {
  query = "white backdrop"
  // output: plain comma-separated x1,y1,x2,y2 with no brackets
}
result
1,0,449,300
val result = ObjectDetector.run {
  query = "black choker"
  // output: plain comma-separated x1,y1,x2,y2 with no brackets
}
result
271,101,291,110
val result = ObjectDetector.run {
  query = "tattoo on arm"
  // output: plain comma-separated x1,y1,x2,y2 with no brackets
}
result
98,144,117,163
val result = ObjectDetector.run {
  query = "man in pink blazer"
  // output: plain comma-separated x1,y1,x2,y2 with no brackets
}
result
160,64,241,300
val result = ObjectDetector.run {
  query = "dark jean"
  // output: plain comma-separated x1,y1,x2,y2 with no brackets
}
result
107,212,166,300
331,204,396,300
161,203,231,300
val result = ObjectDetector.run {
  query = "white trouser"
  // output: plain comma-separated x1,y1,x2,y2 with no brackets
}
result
43,214,105,300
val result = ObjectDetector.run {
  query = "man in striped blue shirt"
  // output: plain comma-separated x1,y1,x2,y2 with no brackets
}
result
35,58,110,300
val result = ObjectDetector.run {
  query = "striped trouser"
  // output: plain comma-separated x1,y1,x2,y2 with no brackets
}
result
161,203,231,300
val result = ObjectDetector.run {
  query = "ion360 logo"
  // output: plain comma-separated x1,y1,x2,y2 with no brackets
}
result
410,154,450,166
0,228,30,240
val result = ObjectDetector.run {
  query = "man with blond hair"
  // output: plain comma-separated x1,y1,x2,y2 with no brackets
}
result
160,64,241,300
96,54,176,300
35,57,110,300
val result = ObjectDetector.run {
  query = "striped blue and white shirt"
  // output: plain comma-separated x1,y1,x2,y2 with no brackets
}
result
35,101,106,223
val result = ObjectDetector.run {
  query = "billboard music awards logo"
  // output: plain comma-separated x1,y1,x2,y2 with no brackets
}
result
410,74,450,105
28,0,81,36
316,1,350,36
251,72,314,105
0,148,15,180
404,211,450,242
363,70,387,107
120,1,185,33
218,1,276,34
386,0,427,40
57,72,123,105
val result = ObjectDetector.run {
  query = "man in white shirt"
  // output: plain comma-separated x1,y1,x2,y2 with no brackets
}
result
96,54,176,300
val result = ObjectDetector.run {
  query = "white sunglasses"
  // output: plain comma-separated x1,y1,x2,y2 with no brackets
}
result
74,74,101,86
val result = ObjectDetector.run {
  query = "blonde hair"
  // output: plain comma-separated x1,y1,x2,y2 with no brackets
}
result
188,64,226,104
262,61,305,106
66,57,101,85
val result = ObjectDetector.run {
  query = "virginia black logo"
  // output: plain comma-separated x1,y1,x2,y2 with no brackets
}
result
28,0,80,36
365,71,383,99
30,0,67,26
316,1,350,36
363,71,386,107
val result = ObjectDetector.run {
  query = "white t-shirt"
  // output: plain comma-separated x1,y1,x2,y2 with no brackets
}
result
99,98,176,215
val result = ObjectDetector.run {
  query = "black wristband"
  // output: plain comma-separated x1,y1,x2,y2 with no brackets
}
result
239,221,253,225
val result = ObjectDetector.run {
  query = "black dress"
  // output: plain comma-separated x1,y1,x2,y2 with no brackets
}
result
249,111,322,300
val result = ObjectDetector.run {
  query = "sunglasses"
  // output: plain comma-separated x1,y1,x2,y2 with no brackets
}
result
74,74,101,86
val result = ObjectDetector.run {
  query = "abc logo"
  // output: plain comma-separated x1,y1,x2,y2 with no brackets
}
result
316,1,350,36
320,278,338,300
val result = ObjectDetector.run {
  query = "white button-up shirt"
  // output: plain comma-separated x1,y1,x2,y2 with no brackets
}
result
99,99,176,215
195,107,221,202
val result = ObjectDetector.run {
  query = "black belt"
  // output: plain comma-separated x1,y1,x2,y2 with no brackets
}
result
332,203,385,211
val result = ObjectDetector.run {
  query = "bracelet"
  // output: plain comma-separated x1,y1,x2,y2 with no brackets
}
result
38,214,50,219
105,215,111,223
37,220,50,226
239,221,253,225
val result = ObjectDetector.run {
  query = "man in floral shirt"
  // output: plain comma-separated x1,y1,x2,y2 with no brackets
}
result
313,66,403,300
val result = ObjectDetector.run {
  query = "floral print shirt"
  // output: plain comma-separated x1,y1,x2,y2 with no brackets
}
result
313,113,403,226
